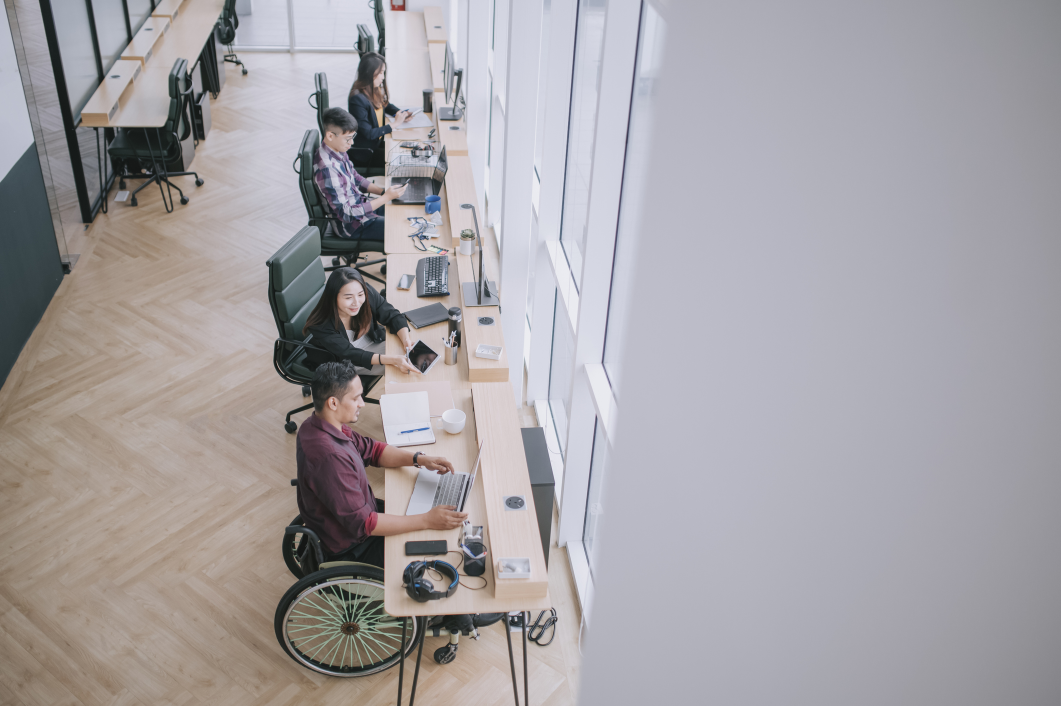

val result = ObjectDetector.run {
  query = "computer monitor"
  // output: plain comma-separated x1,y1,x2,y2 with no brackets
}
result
459,203,499,307
440,44,464,121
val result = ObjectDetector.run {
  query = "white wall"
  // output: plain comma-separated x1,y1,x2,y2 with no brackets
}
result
0,6,35,179
581,2,1061,704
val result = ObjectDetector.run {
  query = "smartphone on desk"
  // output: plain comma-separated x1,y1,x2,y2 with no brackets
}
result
398,274,414,290
405,540,447,556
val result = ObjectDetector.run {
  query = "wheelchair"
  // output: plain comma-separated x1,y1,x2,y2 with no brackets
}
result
275,480,504,675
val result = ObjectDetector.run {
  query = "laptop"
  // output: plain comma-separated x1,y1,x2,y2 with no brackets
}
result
392,146,448,205
406,439,484,516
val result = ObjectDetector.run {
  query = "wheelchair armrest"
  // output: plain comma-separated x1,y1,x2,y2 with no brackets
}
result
286,524,325,566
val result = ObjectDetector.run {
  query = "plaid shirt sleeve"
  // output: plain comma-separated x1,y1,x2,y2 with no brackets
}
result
313,147,374,225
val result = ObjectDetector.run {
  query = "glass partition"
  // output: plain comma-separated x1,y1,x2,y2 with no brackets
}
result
51,0,100,119
92,0,132,72
127,0,154,32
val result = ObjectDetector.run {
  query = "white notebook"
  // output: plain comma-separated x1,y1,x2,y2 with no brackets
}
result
380,391,437,447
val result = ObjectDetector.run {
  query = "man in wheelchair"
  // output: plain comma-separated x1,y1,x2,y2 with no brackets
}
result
296,360,466,566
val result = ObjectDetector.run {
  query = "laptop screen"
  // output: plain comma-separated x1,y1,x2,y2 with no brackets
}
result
457,439,485,512
432,146,448,184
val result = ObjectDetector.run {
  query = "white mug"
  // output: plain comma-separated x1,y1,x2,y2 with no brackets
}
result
442,408,466,434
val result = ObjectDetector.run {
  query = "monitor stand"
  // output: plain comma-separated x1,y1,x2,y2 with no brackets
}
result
439,106,463,121
462,281,500,307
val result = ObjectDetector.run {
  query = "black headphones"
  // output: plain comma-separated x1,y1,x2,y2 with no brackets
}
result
403,560,459,602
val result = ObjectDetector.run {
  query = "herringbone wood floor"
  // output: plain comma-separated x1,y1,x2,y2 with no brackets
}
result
0,53,581,706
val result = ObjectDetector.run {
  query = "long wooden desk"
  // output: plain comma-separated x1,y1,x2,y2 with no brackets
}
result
379,10,541,706
81,0,224,129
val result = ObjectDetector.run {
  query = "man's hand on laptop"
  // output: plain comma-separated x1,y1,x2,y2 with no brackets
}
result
423,504,467,530
419,455,455,475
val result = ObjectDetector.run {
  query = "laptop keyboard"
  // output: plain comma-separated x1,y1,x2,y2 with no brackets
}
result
419,255,449,295
403,181,429,202
431,473,465,509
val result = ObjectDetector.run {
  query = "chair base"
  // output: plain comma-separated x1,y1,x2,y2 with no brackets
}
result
224,46,248,75
324,254,387,286
118,168,203,212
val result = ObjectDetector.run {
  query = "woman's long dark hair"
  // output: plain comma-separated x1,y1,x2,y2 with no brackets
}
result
350,52,389,109
303,268,374,339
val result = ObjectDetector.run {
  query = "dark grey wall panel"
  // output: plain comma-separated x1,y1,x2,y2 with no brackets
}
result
0,143,63,387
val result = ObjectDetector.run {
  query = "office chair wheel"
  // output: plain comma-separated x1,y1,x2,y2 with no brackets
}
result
130,196,138,206
275,565,424,676
285,421,298,434
433,644,458,665
302,385,311,396
180,196,189,205
332,257,341,267
195,178,204,187
242,67,248,75
380,263,387,275
119,179,126,190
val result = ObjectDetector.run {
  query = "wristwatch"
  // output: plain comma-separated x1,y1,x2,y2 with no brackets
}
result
413,452,423,468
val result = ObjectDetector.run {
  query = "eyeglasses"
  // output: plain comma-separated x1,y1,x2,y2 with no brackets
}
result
329,133,356,144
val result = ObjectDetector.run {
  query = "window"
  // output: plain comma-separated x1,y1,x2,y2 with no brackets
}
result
603,1,665,398
548,291,575,456
583,418,608,577
557,0,607,289
533,0,552,178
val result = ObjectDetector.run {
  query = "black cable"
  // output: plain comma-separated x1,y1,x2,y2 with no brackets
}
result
526,609,558,647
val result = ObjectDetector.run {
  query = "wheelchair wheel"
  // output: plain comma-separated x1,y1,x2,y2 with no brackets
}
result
275,565,424,677
281,515,308,578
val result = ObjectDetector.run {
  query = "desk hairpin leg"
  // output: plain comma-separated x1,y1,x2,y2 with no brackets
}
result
95,128,107,214
522,611,529,706
407,617,427,706
505,617,520,706
396,617,407,706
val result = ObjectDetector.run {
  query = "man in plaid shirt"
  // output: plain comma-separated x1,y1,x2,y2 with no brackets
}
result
313,108,407,242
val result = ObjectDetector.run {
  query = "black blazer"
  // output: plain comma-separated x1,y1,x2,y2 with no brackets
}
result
348,91,398,155
304,281,408,370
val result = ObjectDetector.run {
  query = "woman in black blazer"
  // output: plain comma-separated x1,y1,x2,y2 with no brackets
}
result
347,52,412,169
303,267,420,376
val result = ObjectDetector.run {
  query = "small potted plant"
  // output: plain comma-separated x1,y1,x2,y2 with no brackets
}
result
459,229,476,255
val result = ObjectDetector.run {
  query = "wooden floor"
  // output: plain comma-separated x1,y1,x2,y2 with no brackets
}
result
0,53,581,706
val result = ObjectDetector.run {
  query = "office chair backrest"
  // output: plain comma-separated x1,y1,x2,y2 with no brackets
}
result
267,226,326,341
217,0,238,43
165,59,193,149
312,73,329,136
298,129,339,238
371,0,385,55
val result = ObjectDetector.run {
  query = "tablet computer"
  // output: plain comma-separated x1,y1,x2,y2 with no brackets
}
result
407,340,441,374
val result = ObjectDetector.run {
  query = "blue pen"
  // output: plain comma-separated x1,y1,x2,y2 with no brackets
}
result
400,427,430,434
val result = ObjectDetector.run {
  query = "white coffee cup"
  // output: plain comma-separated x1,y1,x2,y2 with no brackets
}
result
442,408,466,434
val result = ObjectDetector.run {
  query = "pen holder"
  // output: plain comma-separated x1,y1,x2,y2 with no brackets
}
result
444,341,458,365
464,542,487,576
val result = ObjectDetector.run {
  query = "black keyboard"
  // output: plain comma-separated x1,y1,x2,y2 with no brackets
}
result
416,256,449,296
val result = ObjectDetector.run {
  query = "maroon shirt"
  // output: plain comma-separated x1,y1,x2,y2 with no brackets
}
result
296,413,388,555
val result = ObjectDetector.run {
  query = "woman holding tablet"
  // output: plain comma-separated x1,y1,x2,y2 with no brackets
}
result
303,268,420,376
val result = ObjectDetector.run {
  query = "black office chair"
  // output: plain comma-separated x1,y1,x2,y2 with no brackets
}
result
371,0,386,56
267,226,381,433
295,129,387,285
216,0,247,75
308,72,381,177
356,24,375,56
108,58,204,211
